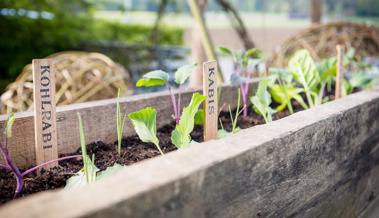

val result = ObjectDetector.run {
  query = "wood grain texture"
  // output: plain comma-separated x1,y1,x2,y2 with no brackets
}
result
1,89,379,218
335,45,344,99
203,61,218,141
0,82,258,168
32,59,58,167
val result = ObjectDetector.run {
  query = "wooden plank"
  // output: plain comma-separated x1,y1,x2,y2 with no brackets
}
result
203,61,218,141
0,82,258,168
335,45,344,99
32,59,58,167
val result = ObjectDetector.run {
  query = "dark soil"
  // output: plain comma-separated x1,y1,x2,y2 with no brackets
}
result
0,96,331,205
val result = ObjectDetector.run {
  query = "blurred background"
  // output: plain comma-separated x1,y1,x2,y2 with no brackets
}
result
1,0,379,113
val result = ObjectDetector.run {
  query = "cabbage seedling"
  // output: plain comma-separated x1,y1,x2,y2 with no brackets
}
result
269,68,308,114
128,107,164,155
136,64,197,124
288,49,322,108
250,78,275,123
116,89,127,155
0,113,81,197
217,88,245,138
219,47,263,117
171,93,206,148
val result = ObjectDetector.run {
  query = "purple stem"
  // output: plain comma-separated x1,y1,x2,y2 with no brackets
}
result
0,163,11,170
0,139,81,198
168,86,180,124
240,82,249,117
0,140,23,198
21,155,81,177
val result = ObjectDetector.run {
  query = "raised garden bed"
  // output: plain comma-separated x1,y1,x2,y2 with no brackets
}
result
0,80,379,217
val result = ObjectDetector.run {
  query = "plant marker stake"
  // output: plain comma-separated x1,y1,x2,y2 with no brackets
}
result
33,59,58,168
335,45,344,99
203,61,218,141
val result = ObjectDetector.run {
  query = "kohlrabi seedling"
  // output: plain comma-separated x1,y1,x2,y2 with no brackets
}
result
219,47,263,117
136,64,197,124
128,107,164,155
65,113,123,190
116,89,127,155
250,78,275,123
0,113,81,197
171,93,206,149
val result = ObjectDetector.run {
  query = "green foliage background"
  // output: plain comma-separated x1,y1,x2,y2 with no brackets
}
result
0,0,183,80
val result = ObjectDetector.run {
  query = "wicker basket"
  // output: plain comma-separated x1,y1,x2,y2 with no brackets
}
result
1,51,132,114
269,22,379,67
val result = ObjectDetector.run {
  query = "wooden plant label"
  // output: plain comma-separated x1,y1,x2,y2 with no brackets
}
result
32,59,58,167
203,61,218,141
335,45,344,99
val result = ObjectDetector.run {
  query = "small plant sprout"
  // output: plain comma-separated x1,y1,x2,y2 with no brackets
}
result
288,49,322,108
0,113,81,197
219,47,263,117
65,113,123,190
269,68,308,114
116,89,127,155
136,63,197,124
171,93,206,149
128,107,164,155
250,78,275,123
217,88,245,138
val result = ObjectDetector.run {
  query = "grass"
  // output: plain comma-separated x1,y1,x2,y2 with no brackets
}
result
95,10,379,29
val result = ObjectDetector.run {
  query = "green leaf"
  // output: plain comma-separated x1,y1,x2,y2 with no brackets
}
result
349,72,373,89
97,164,124,181
171,93,206,149
250,79,274,123
136,70,169,87
194,109,205,125
116,89,127,155
342,79,353,96
269,68,292,84
217,129,231,139
77,113,90,183
128,107,163,155
65,156,99,190
175,63,197,85
288,49,320,107
288,49,320,91
270,84,308,112
243,48,260,60
4,112,15,138
218,47,233,56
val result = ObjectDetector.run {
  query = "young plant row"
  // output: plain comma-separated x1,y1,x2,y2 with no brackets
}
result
217,47,376,136
1,47,376,198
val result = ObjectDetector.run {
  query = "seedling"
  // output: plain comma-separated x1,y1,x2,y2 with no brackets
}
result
269,68,308,114
171,93,206,149
65,113,123,189
217,88,245,138
0,113,81,197
250,78,275,123
288,49,322,108
219,47,263,117
128,107,164,155
116,89,127,155
136,64,197,124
